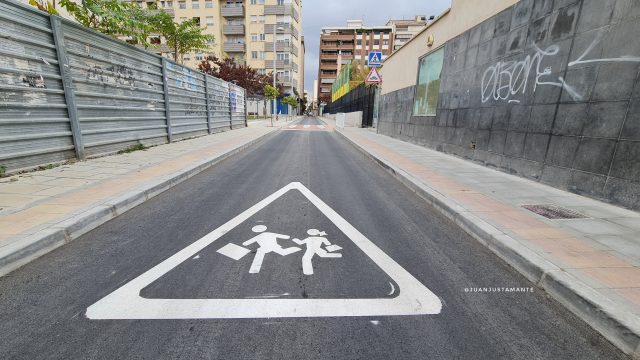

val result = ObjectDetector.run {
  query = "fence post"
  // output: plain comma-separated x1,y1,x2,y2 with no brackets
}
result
161,58,174,143
228,86,234,130
204,75,213,134
50,16,85,160
244,94,248,127
373,85,381,132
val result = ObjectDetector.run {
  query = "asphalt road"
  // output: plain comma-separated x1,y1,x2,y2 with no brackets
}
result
0,117,628,359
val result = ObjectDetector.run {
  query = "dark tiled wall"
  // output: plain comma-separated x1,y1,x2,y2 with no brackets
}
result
377,0,640,210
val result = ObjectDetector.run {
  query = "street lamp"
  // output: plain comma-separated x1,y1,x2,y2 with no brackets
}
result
272,24,285,123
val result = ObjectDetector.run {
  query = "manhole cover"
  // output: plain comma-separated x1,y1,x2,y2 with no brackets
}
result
522,204,587,220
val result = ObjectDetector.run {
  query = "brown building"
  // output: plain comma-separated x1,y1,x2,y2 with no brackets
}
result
317,20,393,101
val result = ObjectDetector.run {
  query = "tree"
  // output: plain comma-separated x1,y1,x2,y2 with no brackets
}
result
152,12,213,64
59,0,154,46
198,56,285,97
198,56,280,98
283,96,298,108
28,0,59,15
282,96,299,119
263,84,280,126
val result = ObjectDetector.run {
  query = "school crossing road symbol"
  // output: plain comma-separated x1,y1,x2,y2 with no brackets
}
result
86,183,442,319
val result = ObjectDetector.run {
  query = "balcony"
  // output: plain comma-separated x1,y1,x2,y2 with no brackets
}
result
264,42,299,54
320,34,354,42
326,44,355,50
223,24,245,35
264,59,292,69
264,24,299,40
147,8,175,17
276,76,292,87
264,4,298,21
320,54,339,60
223,42,246,52
320,63,338,70
221,4,244,17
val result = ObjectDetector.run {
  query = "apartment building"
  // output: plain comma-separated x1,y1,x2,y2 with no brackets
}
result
24,0,304,102
317,20,393,100
386,15,431,52
158,0,304,99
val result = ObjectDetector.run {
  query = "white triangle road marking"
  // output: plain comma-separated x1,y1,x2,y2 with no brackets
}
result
86,182,442,319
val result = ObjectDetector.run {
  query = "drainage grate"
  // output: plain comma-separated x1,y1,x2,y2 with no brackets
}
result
522,204,588,220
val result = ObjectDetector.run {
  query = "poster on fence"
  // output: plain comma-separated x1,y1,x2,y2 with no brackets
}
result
229,90,238,112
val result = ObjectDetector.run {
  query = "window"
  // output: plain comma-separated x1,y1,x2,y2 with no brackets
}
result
383,39,389,46
251,33,258,41
374,39,380,45
192,0,199,8
205,0,212,7
251,0,265,4
166,1,173,7
192,17,201,26
413,47,444,116
251,51,258,59
259,33,266,41
258,15,265,23
207,38,214,45
250,15,257,23
178,0,186,8
356,40,362,45
195,53,203,61
206,16,214,26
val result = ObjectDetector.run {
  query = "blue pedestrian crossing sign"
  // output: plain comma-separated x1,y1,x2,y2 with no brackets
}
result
368,51,383,67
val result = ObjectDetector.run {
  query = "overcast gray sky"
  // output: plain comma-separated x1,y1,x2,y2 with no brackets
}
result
302,0,452,96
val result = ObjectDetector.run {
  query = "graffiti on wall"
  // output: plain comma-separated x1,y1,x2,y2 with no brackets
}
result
86,64,136,88
481,32,640,104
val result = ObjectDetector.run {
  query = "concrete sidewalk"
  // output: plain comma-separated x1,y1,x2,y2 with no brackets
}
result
0,126,278,277
325,118,640,357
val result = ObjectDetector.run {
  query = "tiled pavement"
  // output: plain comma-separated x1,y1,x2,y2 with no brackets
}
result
326,117,640,356
0,126,277,275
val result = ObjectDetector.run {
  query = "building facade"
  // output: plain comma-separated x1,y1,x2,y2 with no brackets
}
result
386,16,431,52
317,20,393,100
